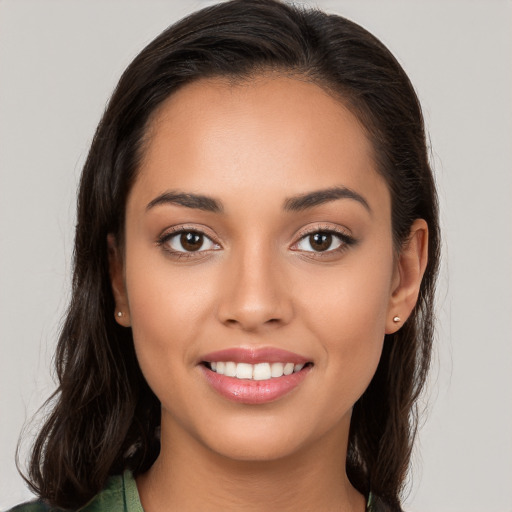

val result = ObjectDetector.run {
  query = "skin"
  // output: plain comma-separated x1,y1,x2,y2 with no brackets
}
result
109,76,428,511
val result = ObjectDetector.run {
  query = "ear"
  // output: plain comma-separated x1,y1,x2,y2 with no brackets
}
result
386,219,429,334
107,233,131,327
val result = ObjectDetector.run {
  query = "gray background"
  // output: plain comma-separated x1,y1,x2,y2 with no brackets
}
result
1,1,511,510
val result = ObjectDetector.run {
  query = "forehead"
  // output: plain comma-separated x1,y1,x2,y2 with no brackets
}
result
131,76,389,214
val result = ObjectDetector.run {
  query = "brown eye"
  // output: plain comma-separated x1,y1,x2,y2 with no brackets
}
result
165,230,218,253
180,232,204,251
295,230,345,253
309,232,332,252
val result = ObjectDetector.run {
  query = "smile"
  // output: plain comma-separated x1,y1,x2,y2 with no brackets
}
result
199,348,313,404
207,361,306,381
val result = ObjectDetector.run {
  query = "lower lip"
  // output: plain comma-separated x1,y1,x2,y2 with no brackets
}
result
200,365,312,404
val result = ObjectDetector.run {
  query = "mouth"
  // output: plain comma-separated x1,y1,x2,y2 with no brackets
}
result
199,348,314,404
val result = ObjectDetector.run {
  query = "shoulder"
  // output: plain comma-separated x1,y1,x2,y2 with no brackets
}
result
79,473,125,511
7,503,52,512
7,471,141,512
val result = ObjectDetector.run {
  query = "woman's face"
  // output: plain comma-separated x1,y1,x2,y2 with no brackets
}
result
112,76,405,462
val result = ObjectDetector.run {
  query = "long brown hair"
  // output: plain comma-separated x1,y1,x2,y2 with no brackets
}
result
21,1,440,509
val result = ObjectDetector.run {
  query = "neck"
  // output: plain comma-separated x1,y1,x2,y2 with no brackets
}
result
137,415,365,512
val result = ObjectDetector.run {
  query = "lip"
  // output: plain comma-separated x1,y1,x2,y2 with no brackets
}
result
200,347,309,365
198,347,313,404
200,364,312,404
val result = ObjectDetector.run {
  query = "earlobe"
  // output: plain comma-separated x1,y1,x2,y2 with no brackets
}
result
107,234,131,327
386,219,429,334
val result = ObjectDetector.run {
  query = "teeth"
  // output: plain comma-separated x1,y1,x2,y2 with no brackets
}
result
209,361,307,380
225,361,237,377
283,362,294,375
271,362,284,377
236,363,253,379
253,363,271,380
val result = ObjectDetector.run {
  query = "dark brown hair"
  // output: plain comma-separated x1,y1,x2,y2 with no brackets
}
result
21,1,439,510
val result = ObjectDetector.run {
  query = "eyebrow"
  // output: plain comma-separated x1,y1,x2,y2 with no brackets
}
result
283,186,371,213
146,191,223,213
146,186,370,215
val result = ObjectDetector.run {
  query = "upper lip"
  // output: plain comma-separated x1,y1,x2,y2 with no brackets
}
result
200,347,310,365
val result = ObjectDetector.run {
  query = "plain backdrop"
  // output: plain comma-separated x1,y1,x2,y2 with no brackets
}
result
1,1,511,511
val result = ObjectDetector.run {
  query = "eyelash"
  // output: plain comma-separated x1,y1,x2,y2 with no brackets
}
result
156,226,220,260
291,226,356,257
156,225,356,259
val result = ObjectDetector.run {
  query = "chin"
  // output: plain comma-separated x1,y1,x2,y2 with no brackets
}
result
190,409,346,465
206,434,306,463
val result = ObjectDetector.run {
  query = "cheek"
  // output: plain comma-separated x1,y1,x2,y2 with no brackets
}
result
296,248,394,395
123,252,218,390
300,253,393,340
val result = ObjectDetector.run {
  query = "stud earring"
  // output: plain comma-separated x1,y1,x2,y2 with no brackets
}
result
117,311,123,318
393,316,401,323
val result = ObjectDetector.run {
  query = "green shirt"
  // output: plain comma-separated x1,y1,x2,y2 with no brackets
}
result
9,471,391,511
8,471,143,512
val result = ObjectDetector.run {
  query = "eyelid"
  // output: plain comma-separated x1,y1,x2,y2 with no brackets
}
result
294,223,354,242
156,223,355,258
156,224,222,256
290,224,356,253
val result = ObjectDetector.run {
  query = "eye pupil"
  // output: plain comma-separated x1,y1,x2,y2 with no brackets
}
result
310,232,332,252
180,232,203,251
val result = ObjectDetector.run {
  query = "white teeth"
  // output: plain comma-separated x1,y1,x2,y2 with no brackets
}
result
209,361,306,380
271,362,284,377
253,363,271,380
283,362,294,375
225,361,237,377
236,363,253,379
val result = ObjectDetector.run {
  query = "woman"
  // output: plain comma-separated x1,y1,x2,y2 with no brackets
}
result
11,0,439,510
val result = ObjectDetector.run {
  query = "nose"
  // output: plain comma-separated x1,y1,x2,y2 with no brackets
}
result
216,244,294,332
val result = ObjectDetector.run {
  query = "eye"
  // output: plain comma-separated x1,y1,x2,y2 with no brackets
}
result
161,230,219,253
294,230,354,253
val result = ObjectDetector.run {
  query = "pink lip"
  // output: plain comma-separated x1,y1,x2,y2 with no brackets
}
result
200,347,309,364
198,347,312,404
200,364,312,404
